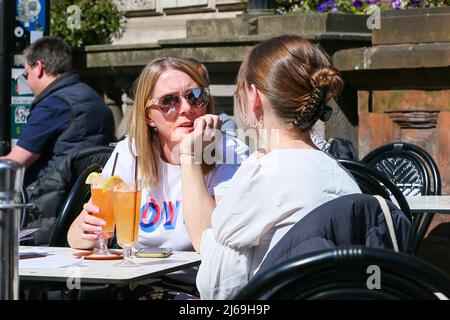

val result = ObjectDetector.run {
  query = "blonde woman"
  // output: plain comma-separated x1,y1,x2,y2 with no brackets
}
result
180,35,361,299
67,56,247,289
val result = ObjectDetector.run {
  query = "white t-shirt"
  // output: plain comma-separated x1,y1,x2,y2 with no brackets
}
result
197,149,362,299
102,135,248,252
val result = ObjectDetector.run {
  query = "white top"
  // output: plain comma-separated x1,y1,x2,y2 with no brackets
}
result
102,135,248,283
197,149,361,299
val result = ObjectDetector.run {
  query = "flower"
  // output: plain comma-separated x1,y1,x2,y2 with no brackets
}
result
391,0,402,9
317,0,338,13
352,0,363,9
317,2,328,12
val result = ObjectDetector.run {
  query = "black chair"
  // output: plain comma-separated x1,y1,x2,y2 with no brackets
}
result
338,159,411,221
361,142,441,196
234,246,450,300
48,164,103,247
361,142,442,254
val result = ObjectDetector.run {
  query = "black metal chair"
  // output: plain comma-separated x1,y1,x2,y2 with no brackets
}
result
361,142,441,196
338,159,411,221
234,246,450,300
361,142,442,254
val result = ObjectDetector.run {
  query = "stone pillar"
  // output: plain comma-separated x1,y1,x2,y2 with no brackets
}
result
117,92,134,139
102,89,125,140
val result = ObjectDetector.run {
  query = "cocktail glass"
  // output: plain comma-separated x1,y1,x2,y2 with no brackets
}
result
113,180,141,266
90,176,116,256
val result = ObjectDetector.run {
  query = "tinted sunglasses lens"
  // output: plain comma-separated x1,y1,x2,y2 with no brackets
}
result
159,94,181,113
187,88,207,107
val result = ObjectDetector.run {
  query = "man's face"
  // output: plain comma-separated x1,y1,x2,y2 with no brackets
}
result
23,61,39,95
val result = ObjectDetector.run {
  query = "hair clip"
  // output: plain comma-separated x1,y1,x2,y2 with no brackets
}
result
319,105,333,122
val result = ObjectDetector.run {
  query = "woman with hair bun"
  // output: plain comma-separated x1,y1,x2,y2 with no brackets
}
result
180,35,361,299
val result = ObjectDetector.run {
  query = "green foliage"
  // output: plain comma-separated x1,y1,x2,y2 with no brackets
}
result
50,0,124,47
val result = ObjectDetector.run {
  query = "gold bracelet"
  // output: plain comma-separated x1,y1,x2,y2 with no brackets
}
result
179,152,195,157
179,152,203,164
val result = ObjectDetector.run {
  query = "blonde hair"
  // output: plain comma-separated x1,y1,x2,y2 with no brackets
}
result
237,35,343,130
127,56,213,189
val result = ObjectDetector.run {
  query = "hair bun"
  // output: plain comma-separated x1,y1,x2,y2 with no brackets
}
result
293,85,331,130
311,67,344,102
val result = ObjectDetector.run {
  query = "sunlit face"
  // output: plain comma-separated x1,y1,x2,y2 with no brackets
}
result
23,62,38,94
147,69,207,148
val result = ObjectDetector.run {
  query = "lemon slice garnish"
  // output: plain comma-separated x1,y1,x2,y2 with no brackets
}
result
102,176,123,192
85,172,101,184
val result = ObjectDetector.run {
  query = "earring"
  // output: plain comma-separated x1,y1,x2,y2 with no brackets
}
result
148,120,158,133
244,112,252,127
257,116,264,129
244,113,264,129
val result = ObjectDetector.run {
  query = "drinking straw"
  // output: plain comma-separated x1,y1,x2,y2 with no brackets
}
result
132,156,138,241
134,155,138,183
111,152,119,176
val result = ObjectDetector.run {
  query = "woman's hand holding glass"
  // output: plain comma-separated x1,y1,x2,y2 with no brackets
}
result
78,203,107,241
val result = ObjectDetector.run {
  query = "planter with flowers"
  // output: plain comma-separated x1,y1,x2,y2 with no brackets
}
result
275,0,449,14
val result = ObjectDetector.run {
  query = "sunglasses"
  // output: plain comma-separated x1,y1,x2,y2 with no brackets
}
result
22,63,36,80
147,87,210,116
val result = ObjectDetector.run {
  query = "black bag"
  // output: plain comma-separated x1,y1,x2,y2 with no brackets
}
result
328,137,358,161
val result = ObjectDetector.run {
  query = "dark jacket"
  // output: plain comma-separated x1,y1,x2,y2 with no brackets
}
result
24,72,115,185
328,137,358,161
256,193,412,276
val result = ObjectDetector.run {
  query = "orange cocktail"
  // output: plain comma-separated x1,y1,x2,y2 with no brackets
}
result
91,188,115,239
114,190,141,247
114,180,142,266
90,175,117,256
86,173,118,256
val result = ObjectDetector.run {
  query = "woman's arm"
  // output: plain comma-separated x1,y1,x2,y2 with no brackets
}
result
180,114,221,252
180,159,216,252
67,199,105,249
197,229,251,299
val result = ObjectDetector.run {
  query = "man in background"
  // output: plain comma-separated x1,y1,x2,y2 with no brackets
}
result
1,36,115,186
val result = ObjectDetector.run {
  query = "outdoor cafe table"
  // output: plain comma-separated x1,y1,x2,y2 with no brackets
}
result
19,246,201,285
406,195,450,214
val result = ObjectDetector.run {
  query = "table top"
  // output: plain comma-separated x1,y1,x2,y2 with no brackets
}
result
406,195,450,213
19,246,201,285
